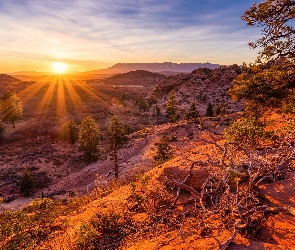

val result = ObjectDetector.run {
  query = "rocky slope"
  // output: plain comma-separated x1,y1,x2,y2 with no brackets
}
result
148,65,244,116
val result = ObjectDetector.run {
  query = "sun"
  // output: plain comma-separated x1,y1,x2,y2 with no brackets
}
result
52,62,67,74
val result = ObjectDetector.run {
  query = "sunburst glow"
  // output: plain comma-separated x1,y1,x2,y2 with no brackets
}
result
52,62,67,74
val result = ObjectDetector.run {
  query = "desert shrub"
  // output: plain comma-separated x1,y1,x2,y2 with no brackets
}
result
60,119,79,144
153,135,173,164
79,116,100,161
0,198,66,249
75,210,122,250
225,117,274,148
20,169,34,197
75,223,98,250
213,102,229,116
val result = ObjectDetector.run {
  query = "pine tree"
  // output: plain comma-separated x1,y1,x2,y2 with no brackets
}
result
230,0,295,116
153,136,173,164
61,119,79,144
79,116,99,161
166,90,178,122
108,115,127,179
206,102,214,117
20,169,34,197
0,90,23,128
184,102,199,121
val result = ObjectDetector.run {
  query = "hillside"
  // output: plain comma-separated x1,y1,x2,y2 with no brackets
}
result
1,67,295,249
98,70,166,86
149,65,244,117
87,62,221,75
0,74,29,95
1,119,295,249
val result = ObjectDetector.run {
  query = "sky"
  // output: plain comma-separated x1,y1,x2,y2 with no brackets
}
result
0,0,262,73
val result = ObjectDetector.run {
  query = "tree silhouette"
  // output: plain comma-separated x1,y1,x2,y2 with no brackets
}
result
20,169,34,197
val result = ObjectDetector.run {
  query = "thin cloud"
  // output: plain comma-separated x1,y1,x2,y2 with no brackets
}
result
0,0,261,72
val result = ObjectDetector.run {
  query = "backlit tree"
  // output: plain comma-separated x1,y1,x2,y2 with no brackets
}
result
0,90,23,128
230,0,295,116
108,115,127,179
79,116,99,161
61,119,79,144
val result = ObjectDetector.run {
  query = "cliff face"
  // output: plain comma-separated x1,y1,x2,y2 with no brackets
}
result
148,65,243,115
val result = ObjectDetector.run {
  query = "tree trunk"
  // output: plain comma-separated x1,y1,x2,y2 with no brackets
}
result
112,135,119,179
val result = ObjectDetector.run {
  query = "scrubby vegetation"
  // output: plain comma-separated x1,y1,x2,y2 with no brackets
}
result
1,1,295,249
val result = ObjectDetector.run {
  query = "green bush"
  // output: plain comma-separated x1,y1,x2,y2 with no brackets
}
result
225,117,274,148
153,135,173,164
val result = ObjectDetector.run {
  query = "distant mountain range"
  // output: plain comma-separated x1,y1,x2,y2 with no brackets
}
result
8,62,221,80
88,62,221,75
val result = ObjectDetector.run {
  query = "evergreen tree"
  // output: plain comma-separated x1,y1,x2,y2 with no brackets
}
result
60,119,79,144
184,102,199,121
0,90,23,128
153,135,173,164
230,0,295,116
20,169,34,197
166,90,178,122
108,115,127,179
206,102,214,117
79,116,99,161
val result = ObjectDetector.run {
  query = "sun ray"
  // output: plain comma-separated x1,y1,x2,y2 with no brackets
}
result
62,75,88,115
56,75,67,118
17,81,48,106
35,76,58,117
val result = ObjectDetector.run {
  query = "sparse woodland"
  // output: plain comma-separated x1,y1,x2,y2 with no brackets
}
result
0,0,295,249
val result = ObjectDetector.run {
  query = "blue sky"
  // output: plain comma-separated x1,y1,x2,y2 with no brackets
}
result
0,0,261,72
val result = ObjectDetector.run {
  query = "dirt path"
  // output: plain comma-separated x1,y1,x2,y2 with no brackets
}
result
34,136,152,198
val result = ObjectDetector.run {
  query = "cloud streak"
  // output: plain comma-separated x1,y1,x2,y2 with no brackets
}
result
0,0,261,72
